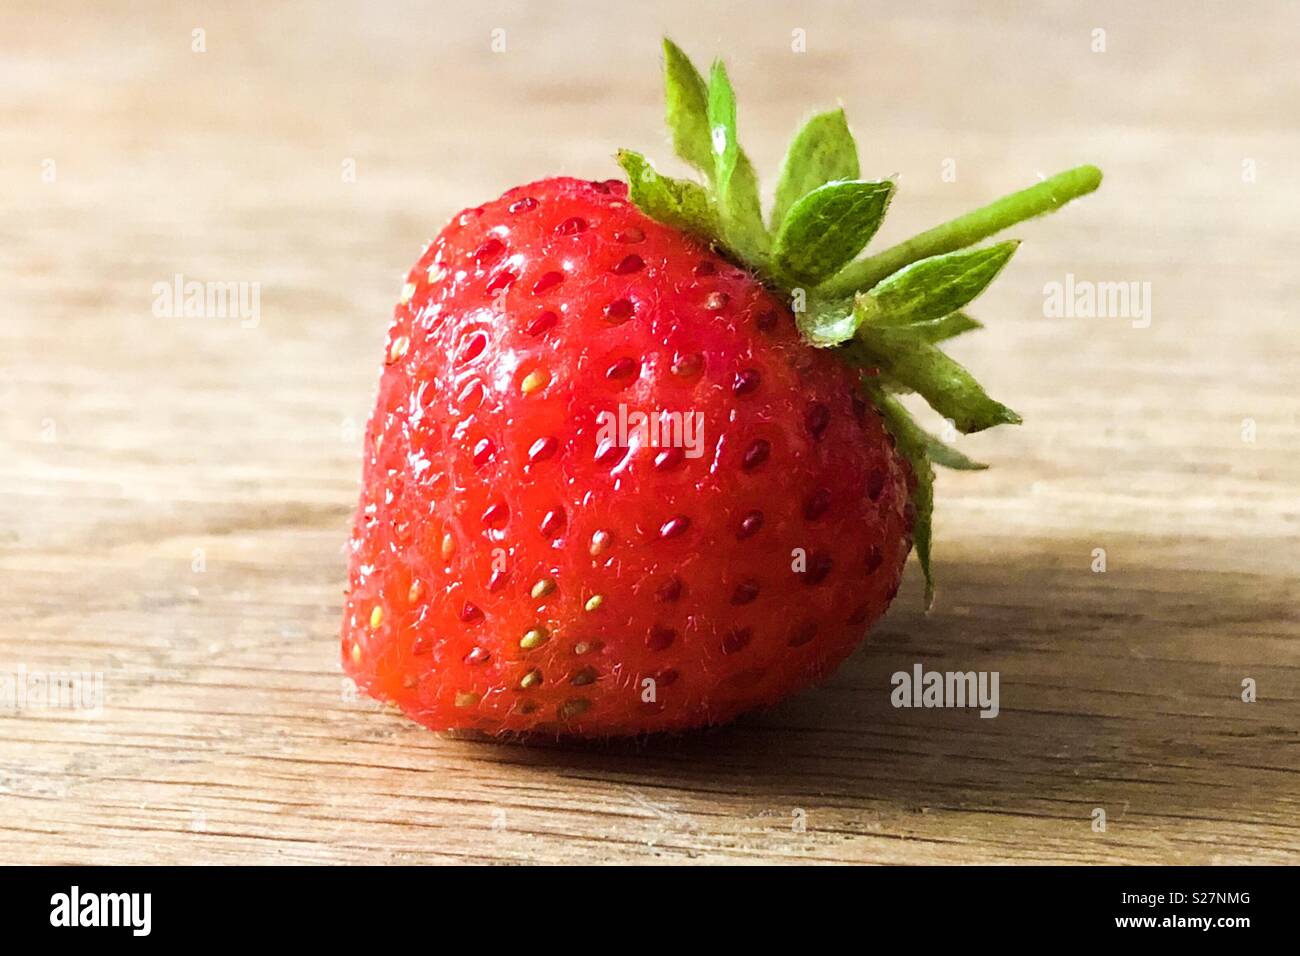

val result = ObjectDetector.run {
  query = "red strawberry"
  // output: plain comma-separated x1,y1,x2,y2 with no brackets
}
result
341,40,1100,736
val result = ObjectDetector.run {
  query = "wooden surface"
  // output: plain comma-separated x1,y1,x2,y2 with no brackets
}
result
2,0,1297,865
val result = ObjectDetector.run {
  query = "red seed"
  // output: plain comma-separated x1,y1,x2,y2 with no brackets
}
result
646,626,676,651
733,368,760,396
482,502,509,527
526,310,557,336
532,270,564,294
528,436,558,463
464,646,491,665
657,515,690,540
615,227,645,243
485,270,516,295
508,197,537,214
865,547,884,573
612,254,645,275
737,510,764,539
457,331,488,364
866,469,887,501
806,403,831,439
653,447,684,471
474,237,505,264
805,551,833,585
603,298,634,324
731,580,760,605
487,569,509,592
594,437,627,466
605,357,638,381
540,508,566,538
460,602,483,623
741,438,770,471
756,309,778,331
555,216,588,236
656,576,683,603
457,380,486,410
722,628,753,655
472,438,495,467
693,260,716,277
804,487,832,520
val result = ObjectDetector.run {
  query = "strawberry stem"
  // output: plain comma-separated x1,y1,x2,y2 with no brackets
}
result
818,165,1102,298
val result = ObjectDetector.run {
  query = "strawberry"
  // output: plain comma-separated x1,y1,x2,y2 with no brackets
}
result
341,40,1100,736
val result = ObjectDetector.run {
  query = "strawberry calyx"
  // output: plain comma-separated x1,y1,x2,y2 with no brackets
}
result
617,38,1102,607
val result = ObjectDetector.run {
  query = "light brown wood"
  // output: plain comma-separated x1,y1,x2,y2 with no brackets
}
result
2,0,1296,865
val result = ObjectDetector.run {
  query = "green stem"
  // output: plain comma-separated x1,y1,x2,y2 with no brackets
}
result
818,165,1102,298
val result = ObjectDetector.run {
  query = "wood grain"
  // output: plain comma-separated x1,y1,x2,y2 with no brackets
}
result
1,0,1297,864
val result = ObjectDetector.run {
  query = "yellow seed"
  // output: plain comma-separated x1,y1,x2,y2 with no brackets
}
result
519,668,543,690
557,697,591,721
530,578,556,600
400,282,416,304
350,643,362,664
407,580,422,603
441,533,456,559
427,263,447,282
589,530,612,556
584,594,604,612
388,335,410,363
454,691,480,708
520,368,549,395
520,627,549,650
369,605,384,629
573,642,593,655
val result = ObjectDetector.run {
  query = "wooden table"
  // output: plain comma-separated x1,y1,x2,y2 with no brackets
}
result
2,0,1296,864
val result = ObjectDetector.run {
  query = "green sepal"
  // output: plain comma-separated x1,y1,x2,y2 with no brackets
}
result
923,432,988,471
865,384,936,609
914,311,982,343
795,297,858,347
617,150,719,239
771,108,861,229
855,242,1019,326
773,180,894,286
798,303,980,350
855,320,1021,433
706,61,769,264
662,39,715,178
